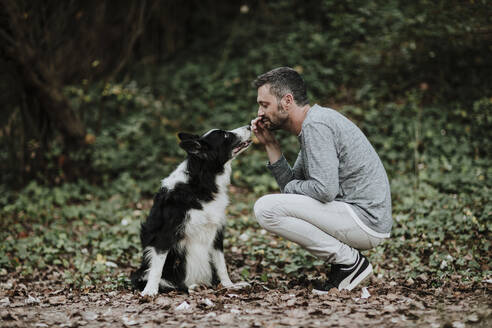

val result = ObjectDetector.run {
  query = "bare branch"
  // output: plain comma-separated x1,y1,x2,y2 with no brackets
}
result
107,0,148,80
0,28,16,46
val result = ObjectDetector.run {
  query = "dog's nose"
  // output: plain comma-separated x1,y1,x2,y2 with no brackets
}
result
246,125,251,131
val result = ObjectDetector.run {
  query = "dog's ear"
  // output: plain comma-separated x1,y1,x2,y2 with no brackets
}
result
179,139,203,157
178,132,209,158
178,132,199,141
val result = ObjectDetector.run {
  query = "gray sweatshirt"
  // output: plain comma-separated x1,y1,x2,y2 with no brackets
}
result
267,104,393,234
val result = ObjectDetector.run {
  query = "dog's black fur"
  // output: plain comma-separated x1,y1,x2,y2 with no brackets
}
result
130,127,251,294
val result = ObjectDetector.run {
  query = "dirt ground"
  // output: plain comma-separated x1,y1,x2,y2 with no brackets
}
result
1,274,491,328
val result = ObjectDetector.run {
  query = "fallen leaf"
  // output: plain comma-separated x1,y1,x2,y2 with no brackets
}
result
383,304,397,313
0,281,13,289
386,293,399,301
25,295,41,305
175,301,191,311
201,298,214,307
0,297,10,307
286,298,296,306
49,295,66,305
417,273,429,282
49,289,64,296
465,314,480,323
361,287,371,299
309,309,323,315
1,310,18,320
312,289,329,296
102,308,113,318
121,315,138,326
411,300,426,310
216,313,235,323
82,311,98,321
105,261,118,268
239,233,249,241
285,309,307,318
155,296,171,307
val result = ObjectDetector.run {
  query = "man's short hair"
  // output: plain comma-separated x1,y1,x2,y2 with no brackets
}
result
253,67,309,106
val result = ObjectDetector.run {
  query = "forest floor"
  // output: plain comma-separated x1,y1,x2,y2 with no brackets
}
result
1,182,491,328
1,188,491,327
1,269,491,328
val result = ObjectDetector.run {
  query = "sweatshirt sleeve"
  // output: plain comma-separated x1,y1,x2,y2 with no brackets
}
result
283,122,339,203
266,151,304,191
292,151,305,180
266,155,294,191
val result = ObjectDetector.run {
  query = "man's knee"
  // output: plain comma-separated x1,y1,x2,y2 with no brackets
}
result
254,194,283,230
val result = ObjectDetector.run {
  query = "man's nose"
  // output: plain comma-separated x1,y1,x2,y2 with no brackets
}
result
258,107,264,116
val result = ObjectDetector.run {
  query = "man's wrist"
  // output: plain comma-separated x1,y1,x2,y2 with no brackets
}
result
265,142,282,164
264,141,280,151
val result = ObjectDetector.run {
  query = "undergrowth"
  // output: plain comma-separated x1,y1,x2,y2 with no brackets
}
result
1,0,491,290
0,82,490,289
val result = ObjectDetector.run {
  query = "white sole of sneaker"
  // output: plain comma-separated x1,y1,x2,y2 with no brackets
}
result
346,263,373,291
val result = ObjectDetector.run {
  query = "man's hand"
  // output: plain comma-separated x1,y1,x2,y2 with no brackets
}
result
251,117,282,164
251,117,276,145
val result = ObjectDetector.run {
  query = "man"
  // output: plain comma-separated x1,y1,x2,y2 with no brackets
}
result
250,67,392,291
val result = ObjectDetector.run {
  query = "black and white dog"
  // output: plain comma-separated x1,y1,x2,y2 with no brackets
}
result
131,125,252,296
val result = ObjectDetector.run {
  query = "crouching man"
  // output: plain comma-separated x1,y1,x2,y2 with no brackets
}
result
250,67,392,291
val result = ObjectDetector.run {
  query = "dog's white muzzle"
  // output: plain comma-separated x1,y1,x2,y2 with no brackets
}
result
230,126,252,156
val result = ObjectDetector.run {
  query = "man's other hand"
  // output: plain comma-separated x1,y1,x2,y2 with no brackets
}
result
251,117,277,145
251,117,282,164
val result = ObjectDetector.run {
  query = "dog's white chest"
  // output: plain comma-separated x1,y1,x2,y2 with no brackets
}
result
186,164,231,232
182,164,231,286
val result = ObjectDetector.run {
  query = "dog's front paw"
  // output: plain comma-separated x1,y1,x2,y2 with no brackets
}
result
141,285,159,297
226,281,251,290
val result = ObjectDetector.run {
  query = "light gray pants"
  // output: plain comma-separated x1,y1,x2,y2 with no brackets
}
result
254,194,386,265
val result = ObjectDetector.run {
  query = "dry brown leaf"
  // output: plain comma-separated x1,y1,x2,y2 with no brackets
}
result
48,295,66,305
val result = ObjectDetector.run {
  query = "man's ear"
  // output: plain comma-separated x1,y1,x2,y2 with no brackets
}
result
178,132,199,141
281,93,293,109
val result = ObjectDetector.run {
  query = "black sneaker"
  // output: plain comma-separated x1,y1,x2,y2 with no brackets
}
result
313,252,373,292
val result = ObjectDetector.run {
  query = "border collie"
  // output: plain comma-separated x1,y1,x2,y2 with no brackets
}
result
130,125,252,296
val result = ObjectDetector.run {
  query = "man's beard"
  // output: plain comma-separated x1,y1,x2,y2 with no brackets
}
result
265,119,282,131
264,103,288,131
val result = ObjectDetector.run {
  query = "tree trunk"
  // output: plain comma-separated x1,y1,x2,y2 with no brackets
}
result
38,87,86,145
